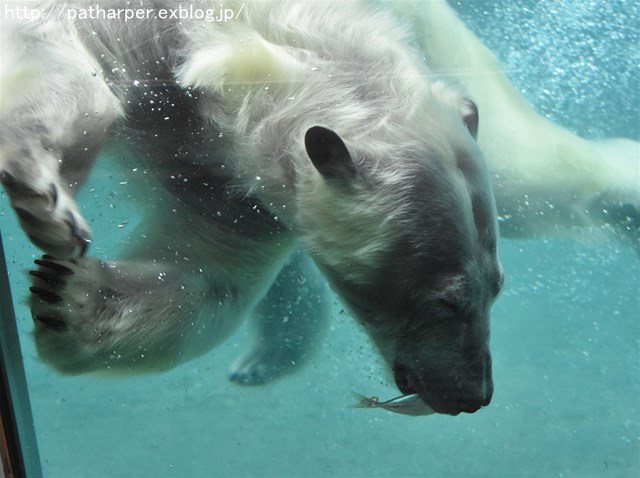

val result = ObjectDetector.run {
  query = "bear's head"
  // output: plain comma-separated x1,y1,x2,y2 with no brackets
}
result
298,99,503,416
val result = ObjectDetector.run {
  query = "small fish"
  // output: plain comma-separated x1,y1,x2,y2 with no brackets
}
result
352,392,436,416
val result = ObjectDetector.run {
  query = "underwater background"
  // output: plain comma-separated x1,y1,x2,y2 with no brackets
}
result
0,0,638,476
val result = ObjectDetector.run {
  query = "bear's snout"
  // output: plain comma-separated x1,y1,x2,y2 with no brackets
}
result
393,352,493,415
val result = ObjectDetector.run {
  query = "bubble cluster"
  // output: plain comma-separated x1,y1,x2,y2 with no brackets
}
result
454,0,640,139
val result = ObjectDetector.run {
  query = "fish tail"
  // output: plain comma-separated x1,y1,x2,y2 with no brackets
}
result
350,391,377,408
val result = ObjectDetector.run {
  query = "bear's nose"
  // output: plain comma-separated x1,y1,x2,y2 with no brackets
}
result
392,352,493,415
451,351,493,413
456,391,490,414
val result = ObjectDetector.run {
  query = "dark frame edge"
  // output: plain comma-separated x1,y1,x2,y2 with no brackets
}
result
0,232,43,478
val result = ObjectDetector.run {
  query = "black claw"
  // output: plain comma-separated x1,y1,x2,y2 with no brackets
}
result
33,315,67,331
33,259,73,276
0,173,46,197
14,207,43,227
34,259,73,275
49,183,58,209
29,270,65,287
0,171,17,187
0,172,45,197
29,286,62,304
79,237,91,256
64,210,91,256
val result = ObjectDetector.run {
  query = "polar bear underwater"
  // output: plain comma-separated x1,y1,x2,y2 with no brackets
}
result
0,0,637,417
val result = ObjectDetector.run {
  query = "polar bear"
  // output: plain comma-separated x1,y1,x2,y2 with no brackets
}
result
0,1,503,415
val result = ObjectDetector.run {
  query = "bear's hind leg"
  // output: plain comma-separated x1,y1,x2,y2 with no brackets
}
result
229,252,330,385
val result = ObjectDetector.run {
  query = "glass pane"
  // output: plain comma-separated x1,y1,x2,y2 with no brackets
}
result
1,1,638,477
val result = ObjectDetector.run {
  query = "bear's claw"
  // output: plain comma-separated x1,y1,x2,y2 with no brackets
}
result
33,258,73,275
64,210,91,256
29,286,62,304
33,315,67,331
0,171,31,195
29,269,66,286
29,256,79,332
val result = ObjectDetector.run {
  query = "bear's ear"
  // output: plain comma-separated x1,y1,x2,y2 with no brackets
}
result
305,126,357,179
461,97,479,140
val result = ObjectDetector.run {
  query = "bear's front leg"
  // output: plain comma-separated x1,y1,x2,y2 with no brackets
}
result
0,18,122,257
229,252,330,385
29,256,238,373
0,156,91,257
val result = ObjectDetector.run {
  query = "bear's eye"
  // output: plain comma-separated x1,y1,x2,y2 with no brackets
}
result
438,298,461,315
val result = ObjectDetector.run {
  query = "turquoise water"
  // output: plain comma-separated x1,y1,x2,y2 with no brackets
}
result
1,1,639,476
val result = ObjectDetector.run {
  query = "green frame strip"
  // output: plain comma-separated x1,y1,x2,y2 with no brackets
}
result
0,233,42,478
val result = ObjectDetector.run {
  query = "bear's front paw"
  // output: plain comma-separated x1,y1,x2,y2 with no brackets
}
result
29,256,97,331
1,172,90,257
29,256,73,331
28,255,109,372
